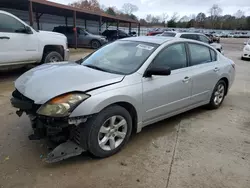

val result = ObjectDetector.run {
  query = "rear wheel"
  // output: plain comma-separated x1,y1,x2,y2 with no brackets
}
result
207,80,226,109
85,105,132,158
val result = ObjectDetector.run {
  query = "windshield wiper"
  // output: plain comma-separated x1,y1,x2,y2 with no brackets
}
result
84,64,107,72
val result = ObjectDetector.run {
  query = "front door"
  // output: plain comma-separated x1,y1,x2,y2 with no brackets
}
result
142,43,192,123
0,13,39,65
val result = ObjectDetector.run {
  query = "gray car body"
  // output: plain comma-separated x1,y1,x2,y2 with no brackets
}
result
15,36,235,133
65,31,107,47
160,32,223,52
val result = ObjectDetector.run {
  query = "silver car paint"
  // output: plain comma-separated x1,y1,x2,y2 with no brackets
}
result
15,37,235,133
15,62,124,104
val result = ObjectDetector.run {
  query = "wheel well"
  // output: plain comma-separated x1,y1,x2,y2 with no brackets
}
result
220,77,229,95
43,45,64,58
90,39,100,44
114,102,138,133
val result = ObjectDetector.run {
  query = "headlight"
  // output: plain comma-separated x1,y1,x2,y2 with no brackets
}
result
37,93,90,117
245,46,250,51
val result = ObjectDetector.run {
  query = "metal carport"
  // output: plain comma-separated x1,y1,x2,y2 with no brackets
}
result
0,0,140,48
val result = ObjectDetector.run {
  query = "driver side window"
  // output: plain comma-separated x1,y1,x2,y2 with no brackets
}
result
0,13,25,33
152,43,187,71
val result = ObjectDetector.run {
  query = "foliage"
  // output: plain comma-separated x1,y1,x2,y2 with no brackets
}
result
122,3,138,15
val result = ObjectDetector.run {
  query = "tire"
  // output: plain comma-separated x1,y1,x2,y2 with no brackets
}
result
241,57,245,60
85,105,132,158
43,51,63,64
207,80,226,109
91,40,101,49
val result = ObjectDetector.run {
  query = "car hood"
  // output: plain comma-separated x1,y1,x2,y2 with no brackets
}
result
15,62,124,104
210,42,222,49
38,30,67,40
89,34,105,39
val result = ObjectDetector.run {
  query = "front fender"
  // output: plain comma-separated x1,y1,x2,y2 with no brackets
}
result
69,83,143,123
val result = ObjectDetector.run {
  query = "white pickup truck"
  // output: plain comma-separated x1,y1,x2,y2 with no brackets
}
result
0,10,69,68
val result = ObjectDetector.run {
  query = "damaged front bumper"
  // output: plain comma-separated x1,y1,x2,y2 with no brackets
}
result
10,90,87,163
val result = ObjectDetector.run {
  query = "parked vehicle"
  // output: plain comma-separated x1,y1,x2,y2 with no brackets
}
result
0,10,69,67
213,33,221,43
146,28,173,36
160,31,224,53
102,29,134,41
11,36,235,162
242,39,250,60
53,26,108,49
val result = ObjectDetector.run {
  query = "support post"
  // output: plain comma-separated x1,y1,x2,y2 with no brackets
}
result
35,12,40,30
73,11,77,49
65,17,68,27
129,22,131,34
84,19,87,30
116,20,119,39
99,16,102,34
138,23,140,36
29,1,34,27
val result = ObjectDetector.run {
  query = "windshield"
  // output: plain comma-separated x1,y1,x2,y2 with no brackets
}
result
81,41,159,75
78,28,90,35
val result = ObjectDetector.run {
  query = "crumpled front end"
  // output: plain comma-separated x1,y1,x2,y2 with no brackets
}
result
10,89,86,163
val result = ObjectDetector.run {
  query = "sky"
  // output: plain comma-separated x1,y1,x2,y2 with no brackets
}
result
50,0,250,19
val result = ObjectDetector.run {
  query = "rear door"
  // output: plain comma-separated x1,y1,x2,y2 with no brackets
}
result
187,42,220,104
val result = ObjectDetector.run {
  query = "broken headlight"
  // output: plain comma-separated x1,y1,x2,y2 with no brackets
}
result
37,93,90,117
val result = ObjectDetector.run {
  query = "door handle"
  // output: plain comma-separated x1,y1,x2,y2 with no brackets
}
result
214,67,220,72
182,76,190,83
0,36,10,40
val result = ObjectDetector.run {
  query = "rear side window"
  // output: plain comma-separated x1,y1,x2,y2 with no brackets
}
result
162,32,176,37
118,30,127,37
188,43,212,66
180,34,198,40
0,13,25,33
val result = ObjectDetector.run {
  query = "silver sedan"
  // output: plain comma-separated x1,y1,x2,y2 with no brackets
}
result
11,36,235,162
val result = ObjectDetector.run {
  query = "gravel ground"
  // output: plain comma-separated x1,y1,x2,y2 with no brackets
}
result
0,38,249,188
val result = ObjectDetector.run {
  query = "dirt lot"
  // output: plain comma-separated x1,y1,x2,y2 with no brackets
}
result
0,38,250,188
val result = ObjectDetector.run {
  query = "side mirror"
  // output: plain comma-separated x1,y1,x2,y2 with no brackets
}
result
25,26,33,34
244,42,247,45
209,40,213,44
145,66,171,77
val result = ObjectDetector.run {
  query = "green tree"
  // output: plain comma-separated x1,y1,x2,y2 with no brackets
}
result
105,7,116,16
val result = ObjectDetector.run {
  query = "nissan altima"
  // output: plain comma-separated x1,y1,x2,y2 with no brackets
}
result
11,36,235,162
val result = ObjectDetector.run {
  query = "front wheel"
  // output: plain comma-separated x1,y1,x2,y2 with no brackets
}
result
207,80,226,109
91,40,101,49
86,105,132,158
43,51,63,63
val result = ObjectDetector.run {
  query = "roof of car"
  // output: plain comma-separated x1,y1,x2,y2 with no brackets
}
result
121,36,179,44
163,31,206,36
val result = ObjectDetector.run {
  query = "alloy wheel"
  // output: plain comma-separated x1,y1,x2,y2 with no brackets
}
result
214,84,225,105
98,115,128,151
